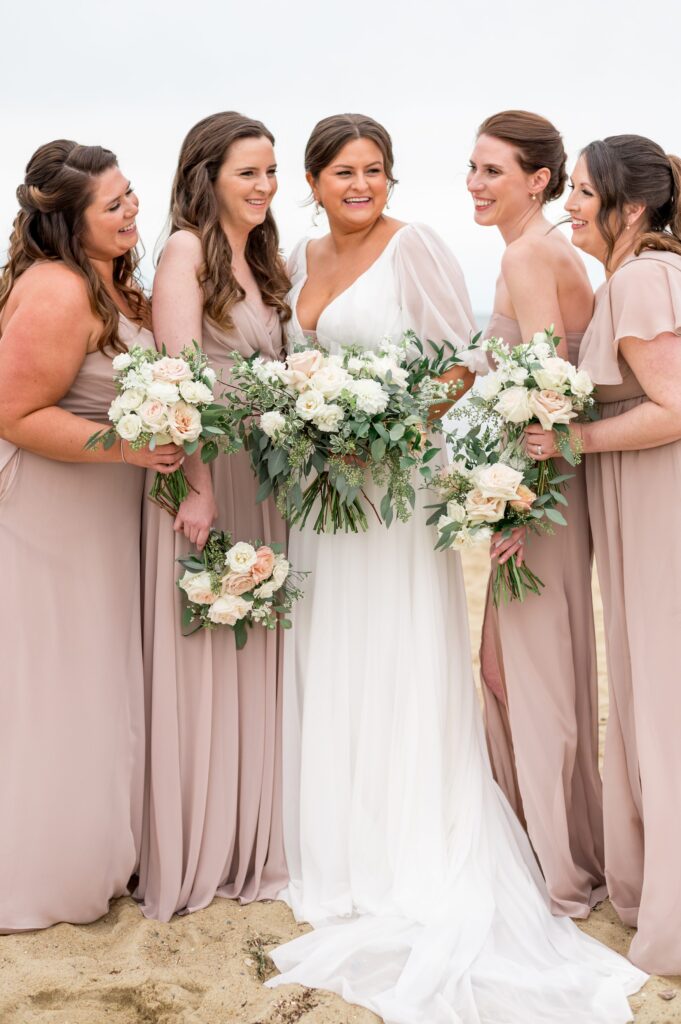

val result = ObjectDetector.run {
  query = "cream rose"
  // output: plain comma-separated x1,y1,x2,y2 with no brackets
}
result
208,594,251,625
476,373,503,400
295,389,326,421
271,557,290,588
534,357,572,392
347,378,389,415
472,463,524,500
117,387,146,411
287,349,324,377
167,401,202,444
446,501,466,523
225,541,258,573
569,368,593,400
509,484,537,512
112,352,133,372
309,364,351,400
147,380,180,404
312,404,344,433
139,399,169,433
152,356,193,383
179,379,214,404
260,410,286,439
179,570,217,605
116,412,144,442
528,389,577,429
253,579,277,600
221,572,256,596
494,385,533,424
464,487,506,524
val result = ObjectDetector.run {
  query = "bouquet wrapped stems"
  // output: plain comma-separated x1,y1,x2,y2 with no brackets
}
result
148,467,193,516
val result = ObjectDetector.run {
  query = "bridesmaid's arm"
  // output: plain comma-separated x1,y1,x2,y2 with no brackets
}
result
501,241,569,358
526,331,681,457
0,266,183,472
153,230,216,549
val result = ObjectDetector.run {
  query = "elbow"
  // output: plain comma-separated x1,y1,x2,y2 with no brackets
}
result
0,405,20,444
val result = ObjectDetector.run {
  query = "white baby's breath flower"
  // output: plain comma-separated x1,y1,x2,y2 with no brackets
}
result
112,352,133,372
260,410,287,439
226,542,258,573
147,380,181,404
179,570,217,605
295,389,326,421
312,403,344,432
179,379,214,404
116,412,144,442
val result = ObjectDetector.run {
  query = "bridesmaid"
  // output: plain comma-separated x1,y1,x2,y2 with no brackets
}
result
468,110,605,917
136,112,290,921
527,133,681,975
0,140,183,931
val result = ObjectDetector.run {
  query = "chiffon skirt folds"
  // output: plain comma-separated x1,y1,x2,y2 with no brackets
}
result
136,448,288,921
0,447,145,931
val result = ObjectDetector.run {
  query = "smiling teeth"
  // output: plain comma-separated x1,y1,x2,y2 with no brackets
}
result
345,198,370,203
475,200,493,208
572,219,587,226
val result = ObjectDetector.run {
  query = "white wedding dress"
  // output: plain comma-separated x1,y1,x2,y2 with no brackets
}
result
267,224,646,1023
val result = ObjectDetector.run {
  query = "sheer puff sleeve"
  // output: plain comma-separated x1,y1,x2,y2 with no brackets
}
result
394,223,487,374
581,251,681,386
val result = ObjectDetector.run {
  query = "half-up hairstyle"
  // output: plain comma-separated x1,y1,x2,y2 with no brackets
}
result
0,139,150,354
581,135,681,267
477,110,567,204
305,113,398,195
167,111,290,328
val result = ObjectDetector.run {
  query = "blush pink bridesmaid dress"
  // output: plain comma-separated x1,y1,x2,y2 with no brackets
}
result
0,316,148,932
579,249,681,976
136,300,288,922
479,313,606,919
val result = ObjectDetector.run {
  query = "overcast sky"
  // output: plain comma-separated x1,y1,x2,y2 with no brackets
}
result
2,0,679,318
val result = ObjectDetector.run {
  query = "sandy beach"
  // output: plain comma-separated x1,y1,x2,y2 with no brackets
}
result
1,547,679,1024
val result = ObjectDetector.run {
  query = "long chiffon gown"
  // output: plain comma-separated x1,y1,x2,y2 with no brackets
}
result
579,249,681,976
0,316,147,932
136,300,289,922
267,224,646,1023
479,313,606,919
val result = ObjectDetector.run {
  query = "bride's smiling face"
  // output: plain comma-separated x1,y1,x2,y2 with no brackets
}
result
309,138,390,231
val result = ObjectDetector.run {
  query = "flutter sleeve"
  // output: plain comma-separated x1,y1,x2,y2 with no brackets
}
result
393,223,487,374
286,236,309,287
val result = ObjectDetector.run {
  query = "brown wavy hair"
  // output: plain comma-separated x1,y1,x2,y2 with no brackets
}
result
0,139,150,354
304,113,398,196
581,135,681,268
477,110,567,204
166,111,290,328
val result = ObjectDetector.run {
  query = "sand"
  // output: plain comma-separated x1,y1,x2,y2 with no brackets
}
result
1,547,679,1024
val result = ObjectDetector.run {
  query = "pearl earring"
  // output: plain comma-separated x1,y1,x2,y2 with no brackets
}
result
530,192,537,201
312,201,322,227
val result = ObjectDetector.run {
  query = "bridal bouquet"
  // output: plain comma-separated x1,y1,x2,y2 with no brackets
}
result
465,327,596,494
85,344,238,514
222,332,468,533
428,435,572,603
177,531,306,649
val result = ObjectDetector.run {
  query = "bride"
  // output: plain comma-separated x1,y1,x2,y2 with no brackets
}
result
267,113,646,1024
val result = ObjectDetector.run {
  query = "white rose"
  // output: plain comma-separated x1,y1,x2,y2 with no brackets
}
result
508,367,529,386
253,579,277,599
147,380,180,404
570,368,593,399
295,389,326,421
116,412,144,442
530,341,553,362
531,330,551,345
464,487,507,524
446,501,466,523
112,352,133,372
472,463,524,500
312,403,345,433
368,356,409,389
152,356,193,383
346,356,367,375
108,396,125,423
287,349,324,377
309,364,351,400
208,594,251,625
117,387,146,411
167,401,202,444
260,410,287,439
226,541,258,573
528,389,577,429
271,557,290,588
347,378,389,415
139,399,169,433
139,362,155,384
534,357,572,392
494,385,533,424
179,570,217,605
476,372,502,400
179,379,214,404
203,367,217,387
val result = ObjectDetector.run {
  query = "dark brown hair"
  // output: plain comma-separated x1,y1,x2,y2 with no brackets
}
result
304,113,398,192
477,110,567,204
581,135,681,267
167,111,290,329
0,140,150,354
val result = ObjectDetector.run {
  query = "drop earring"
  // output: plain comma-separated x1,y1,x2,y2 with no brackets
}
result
312,200,322,227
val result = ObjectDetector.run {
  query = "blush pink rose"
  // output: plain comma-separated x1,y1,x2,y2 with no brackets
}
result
509,484,537,512
251,546,275,584
222,572,256,596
